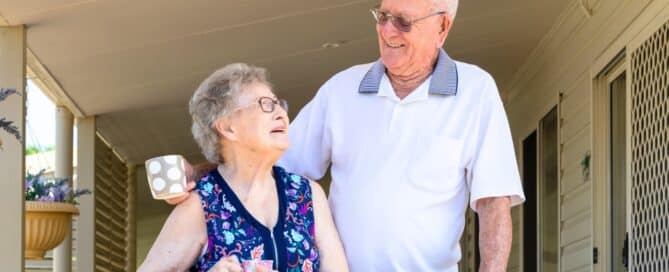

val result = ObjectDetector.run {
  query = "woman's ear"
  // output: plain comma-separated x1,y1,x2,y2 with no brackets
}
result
214,118,238,141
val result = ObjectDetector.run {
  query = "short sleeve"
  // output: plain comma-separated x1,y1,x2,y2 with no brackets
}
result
277,83,332,181
466,76,526,212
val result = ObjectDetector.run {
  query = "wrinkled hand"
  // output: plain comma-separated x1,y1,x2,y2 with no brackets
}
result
254,263,278,272
165,159,199,205
207,256,243,272
256,264,279,272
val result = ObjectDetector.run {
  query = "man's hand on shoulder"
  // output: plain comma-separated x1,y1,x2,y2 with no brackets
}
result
164,160,216,205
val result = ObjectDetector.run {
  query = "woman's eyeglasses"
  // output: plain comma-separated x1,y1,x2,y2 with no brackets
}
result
257,96,288,113
370,7,445,33
227,96,288,116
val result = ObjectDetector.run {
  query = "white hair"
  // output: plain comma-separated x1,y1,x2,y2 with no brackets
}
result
189,63,270,164
434,0,459,21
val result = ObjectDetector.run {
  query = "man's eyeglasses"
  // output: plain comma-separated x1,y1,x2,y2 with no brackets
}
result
370,7,446,33
228,96,288,116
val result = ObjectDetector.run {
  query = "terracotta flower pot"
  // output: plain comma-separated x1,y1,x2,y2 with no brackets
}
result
24,201,79,260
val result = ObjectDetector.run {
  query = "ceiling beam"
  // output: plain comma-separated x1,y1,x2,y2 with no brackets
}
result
0,15,86,118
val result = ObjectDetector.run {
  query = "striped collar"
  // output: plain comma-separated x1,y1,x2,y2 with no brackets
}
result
358,48,458,95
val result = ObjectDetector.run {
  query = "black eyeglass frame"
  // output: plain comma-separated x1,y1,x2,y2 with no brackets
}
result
226,96,289,116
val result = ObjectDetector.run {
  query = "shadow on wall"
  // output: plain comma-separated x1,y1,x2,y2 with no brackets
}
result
135,166,173,267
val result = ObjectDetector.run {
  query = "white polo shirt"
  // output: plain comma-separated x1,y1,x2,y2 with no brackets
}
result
278,49,525,271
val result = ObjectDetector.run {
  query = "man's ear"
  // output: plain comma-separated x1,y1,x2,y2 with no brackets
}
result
438,15,452,45
214,118,238,141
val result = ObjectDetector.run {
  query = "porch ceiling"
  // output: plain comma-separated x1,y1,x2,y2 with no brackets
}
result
0,0,569,164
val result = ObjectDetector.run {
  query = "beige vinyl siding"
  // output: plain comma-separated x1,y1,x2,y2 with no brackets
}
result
558,70,592,272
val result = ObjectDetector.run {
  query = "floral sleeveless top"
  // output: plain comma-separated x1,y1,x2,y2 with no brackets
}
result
190,166,320,272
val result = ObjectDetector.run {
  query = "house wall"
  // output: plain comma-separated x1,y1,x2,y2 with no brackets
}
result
128,0,669,270
500,0,669,271
136,213,170,267
135,166,172,268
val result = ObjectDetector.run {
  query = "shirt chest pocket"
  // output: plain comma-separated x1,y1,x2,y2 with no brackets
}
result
408,136,464,193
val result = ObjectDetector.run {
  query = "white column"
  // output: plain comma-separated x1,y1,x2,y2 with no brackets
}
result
54,106,74,271
75,117,96,272
0,25,26,271
126,164,137,271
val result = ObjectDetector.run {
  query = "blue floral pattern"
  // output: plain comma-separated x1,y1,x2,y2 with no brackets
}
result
191,166,320,272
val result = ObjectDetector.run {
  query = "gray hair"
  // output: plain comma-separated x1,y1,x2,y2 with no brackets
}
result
189,63,269,164
433,0,459,21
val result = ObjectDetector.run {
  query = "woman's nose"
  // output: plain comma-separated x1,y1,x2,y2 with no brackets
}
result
274,107,288,121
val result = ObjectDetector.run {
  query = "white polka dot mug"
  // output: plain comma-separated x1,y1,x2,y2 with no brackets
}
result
144,154,188,199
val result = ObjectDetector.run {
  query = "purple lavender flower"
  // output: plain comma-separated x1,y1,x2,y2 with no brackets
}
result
52,187,66,202
37,176,46,187
38,195,54,202
24,169,91,204
25,178,32,192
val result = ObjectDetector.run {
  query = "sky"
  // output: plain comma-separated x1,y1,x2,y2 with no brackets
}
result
25,79,56,149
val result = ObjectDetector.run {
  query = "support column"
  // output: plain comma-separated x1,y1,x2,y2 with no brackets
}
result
126,164,137,271
54,106,74,271
0,25,26,271
75,117,96,272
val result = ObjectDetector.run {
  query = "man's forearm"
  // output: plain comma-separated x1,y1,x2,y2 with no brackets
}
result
477,196,512,272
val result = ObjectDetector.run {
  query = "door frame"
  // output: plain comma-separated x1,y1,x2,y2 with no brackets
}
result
518,105,560,272
537,107,560,272
590,4,669,272
592,50,628,272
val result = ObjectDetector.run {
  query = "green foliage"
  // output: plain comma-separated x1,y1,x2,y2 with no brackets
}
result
25,145,54,155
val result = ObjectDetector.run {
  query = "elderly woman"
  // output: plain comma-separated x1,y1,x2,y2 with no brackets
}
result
139,63,348,272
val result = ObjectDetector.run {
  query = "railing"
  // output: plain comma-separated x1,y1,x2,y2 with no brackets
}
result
25,251,52,271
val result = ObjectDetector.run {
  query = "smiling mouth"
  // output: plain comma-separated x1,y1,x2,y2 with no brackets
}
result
384,39,405,48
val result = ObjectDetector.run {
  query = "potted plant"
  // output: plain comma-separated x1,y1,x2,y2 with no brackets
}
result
0,88,21,150
24,170,91,259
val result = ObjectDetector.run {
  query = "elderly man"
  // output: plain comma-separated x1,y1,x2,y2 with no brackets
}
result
279,0,525,270
175,0,524,271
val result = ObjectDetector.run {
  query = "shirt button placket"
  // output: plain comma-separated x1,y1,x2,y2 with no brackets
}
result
390,102,409,133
